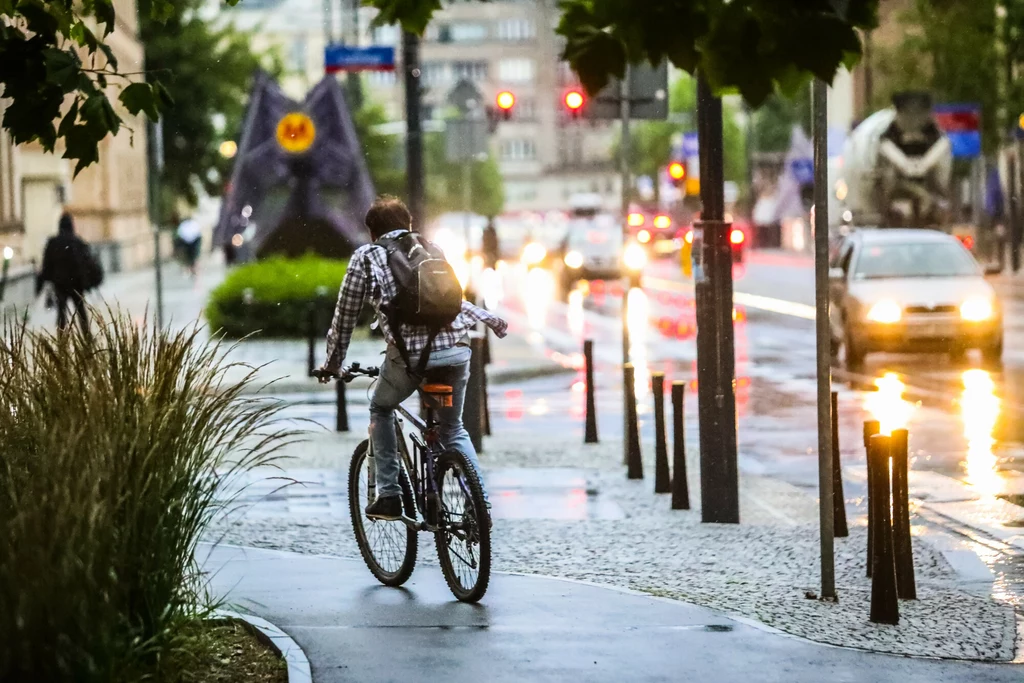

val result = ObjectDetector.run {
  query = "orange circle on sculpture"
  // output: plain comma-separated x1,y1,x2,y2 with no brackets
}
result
276,112,316,153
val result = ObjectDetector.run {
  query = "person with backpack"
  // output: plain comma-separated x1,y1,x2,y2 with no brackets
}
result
35,211,103,334
317,195,507,520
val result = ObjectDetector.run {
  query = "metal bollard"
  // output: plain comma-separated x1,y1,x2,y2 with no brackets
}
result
890,428,916,600
831,392,849,538
464,335,486,453
652,373,670,493
868,433,899,625
584,340,598,443
671,381,690,510
307,302,317,377
482,362,491,436
863,419,880,577
335,378,349,432
623,363,643,480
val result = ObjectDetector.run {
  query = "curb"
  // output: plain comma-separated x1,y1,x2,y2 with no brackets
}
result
215,608,312,683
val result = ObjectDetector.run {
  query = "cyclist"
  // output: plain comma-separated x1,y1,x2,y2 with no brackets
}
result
317,195,507,521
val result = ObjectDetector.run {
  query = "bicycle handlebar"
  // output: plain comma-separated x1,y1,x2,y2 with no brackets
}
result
312,362,380,384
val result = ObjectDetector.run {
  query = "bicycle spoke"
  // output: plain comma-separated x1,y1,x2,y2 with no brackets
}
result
438,465,481,591
358,460,407,574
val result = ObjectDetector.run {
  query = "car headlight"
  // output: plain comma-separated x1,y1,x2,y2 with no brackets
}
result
564,250,584,269
623,242,647,271
866,299,901,324
960,297,993,322
521,242,546,267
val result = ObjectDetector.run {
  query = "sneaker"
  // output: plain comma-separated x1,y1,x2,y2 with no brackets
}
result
365,495,402,521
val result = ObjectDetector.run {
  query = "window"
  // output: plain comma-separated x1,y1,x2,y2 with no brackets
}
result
421,62,449,86
372,25,400,46
498,58,534,83
500,139,537,161
514,98,537,121
451,23,488,42
453,61,487,82
497,18,535,41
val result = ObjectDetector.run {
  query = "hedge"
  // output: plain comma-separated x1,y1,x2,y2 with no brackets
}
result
206,256,351,338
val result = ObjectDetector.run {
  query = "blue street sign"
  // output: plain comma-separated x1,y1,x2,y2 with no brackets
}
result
682,132,699,158
947,131,981,158
324,45,395,73
790,158,814,185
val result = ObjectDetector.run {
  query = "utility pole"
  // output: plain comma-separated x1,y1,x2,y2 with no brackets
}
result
812,78,836,600
620,66,632,366
694,75,739,524
403,31,425,231
343,0,364,110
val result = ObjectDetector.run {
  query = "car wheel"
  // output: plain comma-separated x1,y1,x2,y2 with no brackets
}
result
843,332,865,372
982,336,1003,368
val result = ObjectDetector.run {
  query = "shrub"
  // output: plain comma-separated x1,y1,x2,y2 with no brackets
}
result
206,255,350,338
0,310,294,681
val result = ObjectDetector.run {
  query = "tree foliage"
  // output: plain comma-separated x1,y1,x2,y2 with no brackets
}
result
750,86,812,154
424,131,505,219
364,0,879,105
138,0,274,209
0,0,246,175
352,98,406,199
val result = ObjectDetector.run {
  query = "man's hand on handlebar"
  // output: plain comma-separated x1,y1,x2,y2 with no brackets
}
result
313,367,339,384
313,363,379,385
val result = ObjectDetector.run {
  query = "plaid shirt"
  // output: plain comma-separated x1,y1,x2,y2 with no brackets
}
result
324,230,508,372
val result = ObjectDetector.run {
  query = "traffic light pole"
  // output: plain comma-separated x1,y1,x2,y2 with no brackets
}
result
403,32,425,231
694,75,739,524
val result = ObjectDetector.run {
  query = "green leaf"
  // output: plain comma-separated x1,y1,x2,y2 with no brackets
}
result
363,0,443,36
63,124,101,177
81,94,121,138
149,0,176,23
154,81,174,111
16,1,60,40
119,82,160,121
98,43,118,70
93,0,117,36
561,28,627,96
58,99,80,138
42,48,80,92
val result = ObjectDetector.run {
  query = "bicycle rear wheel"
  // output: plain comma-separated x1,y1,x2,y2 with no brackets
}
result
434,450,491,602
349,440,418,586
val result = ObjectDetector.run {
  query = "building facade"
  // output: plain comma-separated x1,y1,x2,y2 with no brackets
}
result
1,0,151,270
219,0,620,214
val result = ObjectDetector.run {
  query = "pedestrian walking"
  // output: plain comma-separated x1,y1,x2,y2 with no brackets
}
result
176,214,202,278
482,218,499,270
35,211,103,334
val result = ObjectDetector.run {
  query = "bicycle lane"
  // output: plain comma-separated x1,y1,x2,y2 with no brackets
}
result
200,543,1020,683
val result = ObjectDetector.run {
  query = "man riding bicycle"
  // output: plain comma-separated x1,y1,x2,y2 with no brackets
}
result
318,195,507,521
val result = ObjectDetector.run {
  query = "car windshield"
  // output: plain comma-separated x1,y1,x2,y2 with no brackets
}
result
853,240,980,279
566,216,620,255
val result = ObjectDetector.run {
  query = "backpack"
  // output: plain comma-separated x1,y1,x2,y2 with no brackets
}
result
78,241,104,291
376,231,463,374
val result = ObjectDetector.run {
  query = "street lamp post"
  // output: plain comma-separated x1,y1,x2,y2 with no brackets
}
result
403,32,425,231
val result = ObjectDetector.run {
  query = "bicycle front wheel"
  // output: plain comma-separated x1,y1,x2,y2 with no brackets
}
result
349,440,418,587
434,450,491,602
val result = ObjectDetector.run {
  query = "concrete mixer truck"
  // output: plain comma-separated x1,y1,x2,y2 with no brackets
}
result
834,91,977,249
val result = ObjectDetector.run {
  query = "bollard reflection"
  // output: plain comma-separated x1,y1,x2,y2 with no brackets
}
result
626,287,650,400
961,369,1001,496
863,372,915,435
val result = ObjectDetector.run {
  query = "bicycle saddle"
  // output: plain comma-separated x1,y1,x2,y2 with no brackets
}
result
420,383,454,407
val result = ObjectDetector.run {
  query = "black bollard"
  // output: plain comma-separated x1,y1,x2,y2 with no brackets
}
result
335,378,349,432
584,340,599,443
307,302,317,378
868,433,899,625
863,419,880,577
652,373,670,493
831,392,849,538
624,363,643,480
671,381,690,510
464,335,486,453
482,362,491,436
890,428,917,600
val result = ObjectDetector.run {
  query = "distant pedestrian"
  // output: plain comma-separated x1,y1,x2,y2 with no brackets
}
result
176,214,202,278
482,218,499,270
35,211,102,335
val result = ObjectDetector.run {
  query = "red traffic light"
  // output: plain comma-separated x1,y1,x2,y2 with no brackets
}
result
668,162,686,181
564,90,585,115
496,91,515,111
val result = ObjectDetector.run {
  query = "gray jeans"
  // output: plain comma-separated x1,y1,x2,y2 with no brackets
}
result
368,343,486,500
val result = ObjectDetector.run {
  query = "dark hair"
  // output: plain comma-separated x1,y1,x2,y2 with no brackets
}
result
365,195,411,240
58,212,74,235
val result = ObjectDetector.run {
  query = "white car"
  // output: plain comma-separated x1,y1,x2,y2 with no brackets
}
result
829,229,1002,369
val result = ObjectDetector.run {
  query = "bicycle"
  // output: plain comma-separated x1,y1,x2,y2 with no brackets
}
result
324,363,491,603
